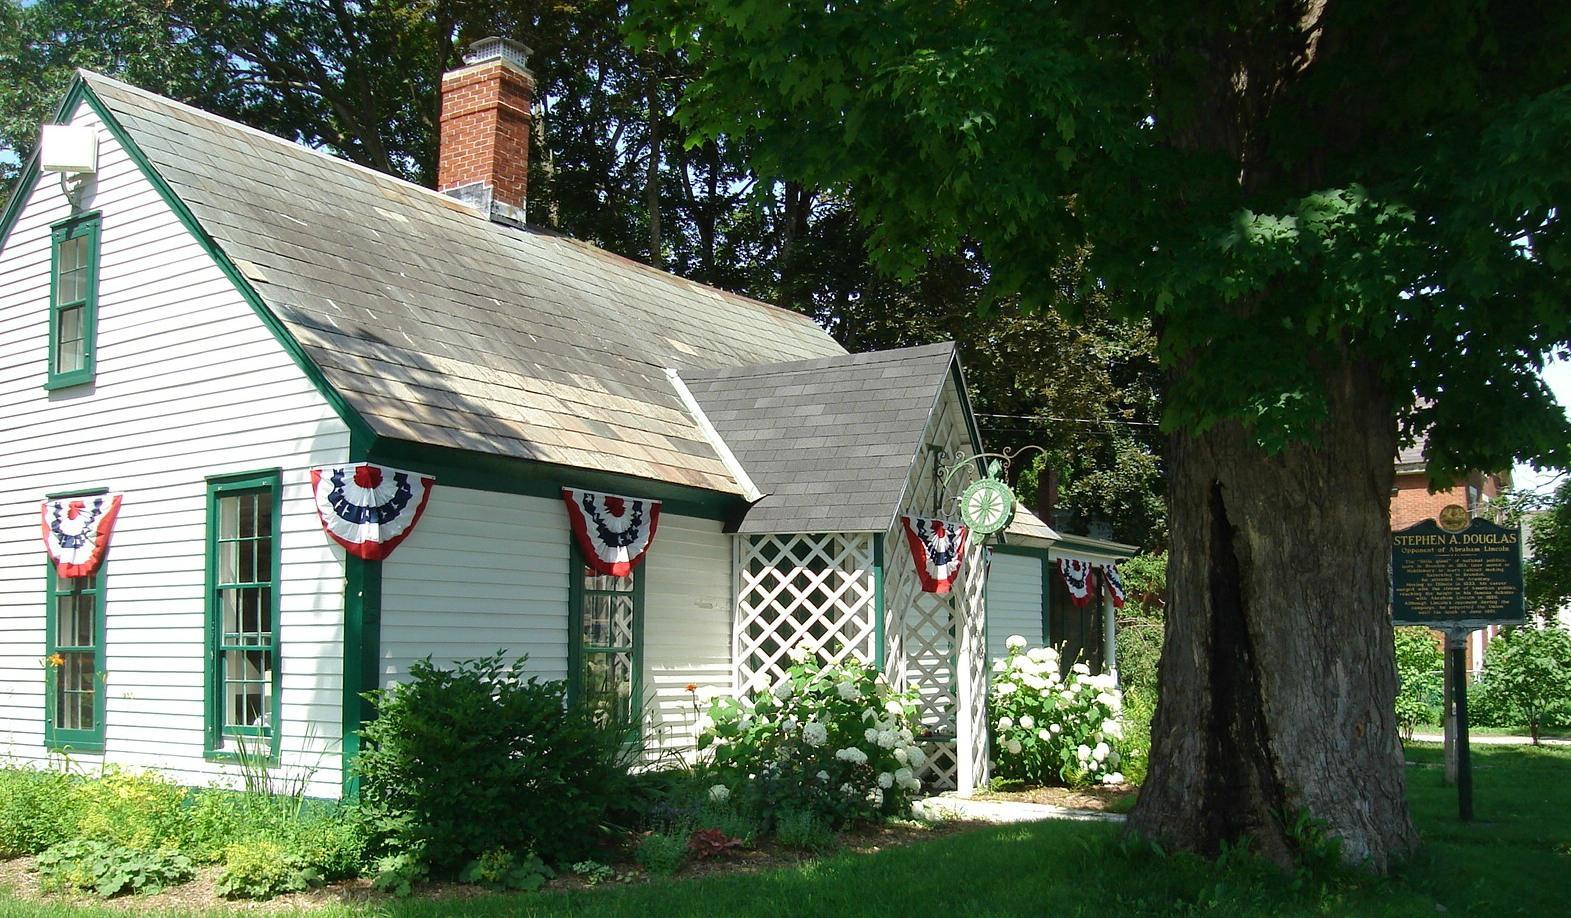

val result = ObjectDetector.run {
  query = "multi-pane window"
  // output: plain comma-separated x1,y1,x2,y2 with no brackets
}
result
206,472,280,756
571,550,643,731
45,561,105,752
48,214,99,388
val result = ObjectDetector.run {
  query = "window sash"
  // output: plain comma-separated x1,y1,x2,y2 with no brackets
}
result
44,555,105,751
205,472,282,759
47,214,99,388
568,545,644,735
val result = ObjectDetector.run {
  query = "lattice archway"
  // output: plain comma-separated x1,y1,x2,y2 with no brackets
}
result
734,533,877,692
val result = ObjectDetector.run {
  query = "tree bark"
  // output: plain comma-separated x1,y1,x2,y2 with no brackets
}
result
1129,357,1419,870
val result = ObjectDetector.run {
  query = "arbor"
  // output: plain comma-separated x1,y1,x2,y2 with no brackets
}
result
633,0,1571,868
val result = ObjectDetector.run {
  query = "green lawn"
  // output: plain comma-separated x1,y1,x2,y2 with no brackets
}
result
1,743,1565,917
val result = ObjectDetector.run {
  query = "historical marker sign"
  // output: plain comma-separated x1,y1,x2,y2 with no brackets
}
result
1391,513,1525,628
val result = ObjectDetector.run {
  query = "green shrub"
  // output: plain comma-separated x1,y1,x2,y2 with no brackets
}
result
355,653,637,878
74,768,190,853
372,851,427,897
36,839,193,897
215,838,322,900
772,809,837,853
1394,627,1444,740
989,641,1128,786
635,830,688,876
458,848,554,891
0,767,81,856
184,789,367,879
700,652,924,829
1474,626,1571,741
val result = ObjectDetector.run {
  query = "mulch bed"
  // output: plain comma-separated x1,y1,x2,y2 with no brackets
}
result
970,783,1138,812
0,818,995,912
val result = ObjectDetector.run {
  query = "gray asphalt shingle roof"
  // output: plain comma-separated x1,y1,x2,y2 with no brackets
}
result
681,343,958,533
82,73,845,495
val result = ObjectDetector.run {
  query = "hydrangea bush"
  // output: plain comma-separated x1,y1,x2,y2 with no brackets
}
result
698,647,926,826
989,637,1128,787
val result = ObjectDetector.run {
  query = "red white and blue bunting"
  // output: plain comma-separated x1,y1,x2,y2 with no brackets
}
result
563,488,661,577
1058,558,1097,608
1102,563,1127,609
310,463,435,561
901,515,969,594
40,493,123,578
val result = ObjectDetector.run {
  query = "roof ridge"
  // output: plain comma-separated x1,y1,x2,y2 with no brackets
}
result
79,69,826,331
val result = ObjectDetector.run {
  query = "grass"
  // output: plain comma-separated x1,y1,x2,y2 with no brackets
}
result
0,743,1565,917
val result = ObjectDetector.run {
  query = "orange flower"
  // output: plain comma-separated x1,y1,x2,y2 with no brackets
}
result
46,653,65,667
685,683,699,693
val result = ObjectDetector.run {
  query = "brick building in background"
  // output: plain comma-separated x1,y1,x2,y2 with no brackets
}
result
1391,436,1512,672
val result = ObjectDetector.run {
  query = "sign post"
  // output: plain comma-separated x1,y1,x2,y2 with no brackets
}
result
1391,506,1524,822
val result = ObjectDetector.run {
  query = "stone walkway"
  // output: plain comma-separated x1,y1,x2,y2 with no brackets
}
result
914,794,1126,825
1411,732,1570,746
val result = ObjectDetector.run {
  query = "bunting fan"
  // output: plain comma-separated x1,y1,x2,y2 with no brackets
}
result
40,493,123,578
900,515,969,594
1102,563,1127,608
562,488,661,577
1059,558,1096,607
310,463,435,561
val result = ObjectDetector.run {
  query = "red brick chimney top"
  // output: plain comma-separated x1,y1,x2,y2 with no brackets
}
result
437,36,534,226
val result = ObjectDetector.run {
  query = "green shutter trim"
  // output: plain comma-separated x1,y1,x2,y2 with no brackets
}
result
369,438,741,522
28,78,376,447
339,430,381,798
203,468,284,763
45,212,101,390
43,558,108,754
872,534,886,670
1040,553,1053,650
566,541,645,741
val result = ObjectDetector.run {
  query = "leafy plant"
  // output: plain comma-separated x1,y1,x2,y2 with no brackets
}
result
355,653,638,878
571,859,614,886
0,767,81,856
635,830,688,876
1393,628,1444,741
989,640,1127,787
458,848,554,892
215,839,322,900
35,839,193,897
74,768,190,853
687,828,742,860
1474,627,1571,743
372,851,427,898
699,650,925,828
772,809,837,853
692,804,762,847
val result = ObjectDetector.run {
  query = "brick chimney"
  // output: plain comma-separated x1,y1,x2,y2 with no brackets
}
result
438,36,534,226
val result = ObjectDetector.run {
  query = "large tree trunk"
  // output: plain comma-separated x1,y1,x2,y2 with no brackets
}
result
1129,357,1419,871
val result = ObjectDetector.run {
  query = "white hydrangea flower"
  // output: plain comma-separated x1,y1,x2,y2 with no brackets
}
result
991,659,1008,674
802,721,829,747
997,716,1014,731
1050,723,1062,734
709,785,730,803
840,782,857,797
864,727,880,744
878,772,894,789
1076,744,1092,761
837,681,860,701
1006,634,1028,650
876,730,897,749
1102,718,1123,739
995,681,1018,696
1072,662,1091,675
835,746,869,766
1102,772,1125,785
1006,739,1023,755
1038,728,1052,741
774,681,795,701
894,747,909,765
906,746,927,768
1019,715,1035,729
895,767,916,790
1093,741,1110,762
866,787,884,807
1026,647,1054,664
898,727,913,743
884,699,904,716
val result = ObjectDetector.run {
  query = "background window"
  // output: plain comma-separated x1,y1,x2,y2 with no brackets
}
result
48,214,100,388
206,472,281,757
570,548,643,732
45,561,105,752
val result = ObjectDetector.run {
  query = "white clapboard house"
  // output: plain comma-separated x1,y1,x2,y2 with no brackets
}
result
0,41,1134,798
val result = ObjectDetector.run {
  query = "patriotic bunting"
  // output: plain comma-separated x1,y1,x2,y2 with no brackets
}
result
562,488,661,577
40,493,123,578
310,463,434,561
1059,558,1097,607
1102,563,1127,608
901,515,969,594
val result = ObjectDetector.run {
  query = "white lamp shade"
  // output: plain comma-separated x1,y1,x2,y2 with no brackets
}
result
40,125,98,175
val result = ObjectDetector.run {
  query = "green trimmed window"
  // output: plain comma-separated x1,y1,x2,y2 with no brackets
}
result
205,471,282,758
44,561,106,752
569,545,644,732
48,213,100,389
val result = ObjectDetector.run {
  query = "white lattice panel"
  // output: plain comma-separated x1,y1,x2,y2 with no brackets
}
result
735,533,877,691
955,541,990,792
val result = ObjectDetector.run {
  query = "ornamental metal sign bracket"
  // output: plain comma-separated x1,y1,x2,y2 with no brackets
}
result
938,444,1049,538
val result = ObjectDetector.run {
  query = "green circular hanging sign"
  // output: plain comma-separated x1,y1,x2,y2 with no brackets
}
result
959,477,1015,535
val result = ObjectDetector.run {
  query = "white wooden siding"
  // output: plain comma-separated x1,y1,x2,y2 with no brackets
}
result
0,100,351,796
987,552,1045,659
378,487,571,685
378,487,734,758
